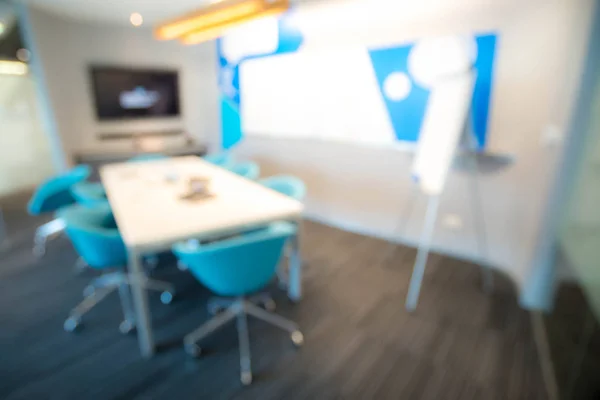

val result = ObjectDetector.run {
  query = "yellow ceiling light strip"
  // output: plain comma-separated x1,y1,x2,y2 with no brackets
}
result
155,0,289,43
180,5,288,45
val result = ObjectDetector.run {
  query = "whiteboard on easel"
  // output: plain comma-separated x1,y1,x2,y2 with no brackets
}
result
411,70,476,195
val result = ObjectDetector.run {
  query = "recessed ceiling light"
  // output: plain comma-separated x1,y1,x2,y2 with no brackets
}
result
130,13,143,27
16,48,31,62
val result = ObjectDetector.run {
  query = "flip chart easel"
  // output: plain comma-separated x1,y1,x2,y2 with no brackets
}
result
405,69,494,311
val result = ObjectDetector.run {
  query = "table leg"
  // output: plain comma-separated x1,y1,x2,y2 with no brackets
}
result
128,250,155,357
288,221,302,302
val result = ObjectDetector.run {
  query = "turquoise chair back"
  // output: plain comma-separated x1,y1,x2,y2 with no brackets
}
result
172,222,296,296
227,162,260,180
58,204,127,269
128,153,168,163
27,165,91,215
259,175,306,200
203,152,234,168
71,182,108,208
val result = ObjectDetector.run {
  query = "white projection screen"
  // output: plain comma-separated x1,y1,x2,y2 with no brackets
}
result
240,45,476,196
239,49,398,146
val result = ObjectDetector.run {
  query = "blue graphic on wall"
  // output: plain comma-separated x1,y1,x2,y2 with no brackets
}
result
368,46,430,144
217,15,496,150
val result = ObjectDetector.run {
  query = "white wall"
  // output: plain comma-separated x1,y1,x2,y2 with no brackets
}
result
26,6,220,160
229,0,597,294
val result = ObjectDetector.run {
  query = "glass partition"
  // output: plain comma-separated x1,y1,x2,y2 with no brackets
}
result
0,1,55,196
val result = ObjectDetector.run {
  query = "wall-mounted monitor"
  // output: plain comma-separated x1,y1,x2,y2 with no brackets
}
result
89,66,180,120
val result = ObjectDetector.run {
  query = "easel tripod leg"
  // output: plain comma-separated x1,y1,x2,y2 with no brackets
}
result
406,195,440,311
386,184,418,263
468,153,494,294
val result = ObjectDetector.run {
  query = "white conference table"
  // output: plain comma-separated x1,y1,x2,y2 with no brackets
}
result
100,156,304,357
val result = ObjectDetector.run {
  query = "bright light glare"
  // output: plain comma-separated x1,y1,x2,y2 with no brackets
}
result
130,13,143,27
0,61,28,76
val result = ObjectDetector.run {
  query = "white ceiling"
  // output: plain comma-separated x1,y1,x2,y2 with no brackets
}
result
20,0,214,26
18,0,529,27
19,0,329,26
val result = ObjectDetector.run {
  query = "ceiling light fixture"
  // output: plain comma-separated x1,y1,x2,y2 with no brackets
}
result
180,7,284,45
155,0,289,44
130,12,143,27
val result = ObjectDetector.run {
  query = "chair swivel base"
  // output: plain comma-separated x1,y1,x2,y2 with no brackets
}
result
64,316,138,335
64,271,175,333
184,298,303,385
207,293,276,315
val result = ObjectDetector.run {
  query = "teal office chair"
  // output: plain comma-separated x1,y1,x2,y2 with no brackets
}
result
59,204,175,333
259,175,306,200
27,165,91,257
226,161,260,180
71,182,108,208
172,222,303,385
203,151,234,167
128,153,168,162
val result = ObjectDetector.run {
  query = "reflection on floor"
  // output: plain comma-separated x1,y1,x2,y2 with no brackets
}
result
1,192,547,399
544,281,600,399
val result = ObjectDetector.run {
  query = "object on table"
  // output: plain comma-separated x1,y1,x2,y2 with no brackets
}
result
179,176,214,201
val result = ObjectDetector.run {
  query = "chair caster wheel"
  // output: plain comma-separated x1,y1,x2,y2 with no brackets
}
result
64,316,82,332
83,285,95,297
119,320,136,334
177,261,188,271
146,255,159,268
208,304,224,315
263,299,276,312
291,331,304,347
74,258,87,274
241,371,253,386
160,291,174,305
185,343,202,358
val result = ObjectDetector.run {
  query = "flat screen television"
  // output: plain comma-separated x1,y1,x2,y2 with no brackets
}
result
89,66,180,120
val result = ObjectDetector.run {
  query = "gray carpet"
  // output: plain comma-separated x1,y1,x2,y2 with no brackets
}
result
0,191,547,399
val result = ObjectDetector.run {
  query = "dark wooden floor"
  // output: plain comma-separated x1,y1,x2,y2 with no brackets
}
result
544,282,600,399
0,192,547,399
